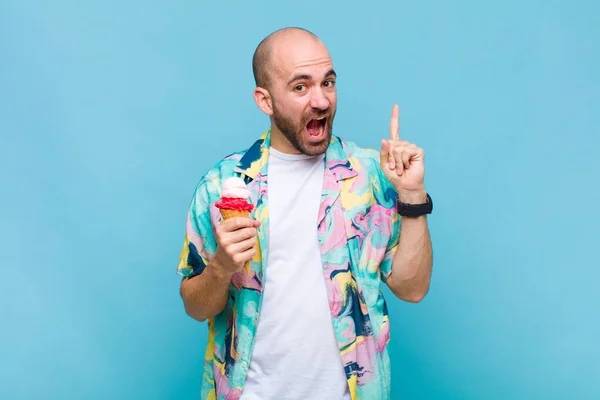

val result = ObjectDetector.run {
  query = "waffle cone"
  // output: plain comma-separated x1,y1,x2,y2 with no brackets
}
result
219,208,256,273
219,209,250,220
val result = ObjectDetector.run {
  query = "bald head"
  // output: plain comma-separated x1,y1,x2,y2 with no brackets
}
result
251,27,337,156
252,27,321,89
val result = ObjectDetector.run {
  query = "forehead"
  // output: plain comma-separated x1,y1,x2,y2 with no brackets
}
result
270,36,333,83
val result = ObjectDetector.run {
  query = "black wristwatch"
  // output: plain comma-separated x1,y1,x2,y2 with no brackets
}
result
396,193,433,218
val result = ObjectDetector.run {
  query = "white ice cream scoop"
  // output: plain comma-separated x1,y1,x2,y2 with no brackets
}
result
221,176,251,199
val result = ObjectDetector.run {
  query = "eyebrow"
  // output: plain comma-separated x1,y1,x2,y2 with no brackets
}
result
287,69,337,86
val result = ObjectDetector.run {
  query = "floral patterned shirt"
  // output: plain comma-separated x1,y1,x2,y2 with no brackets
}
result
177,129,400,400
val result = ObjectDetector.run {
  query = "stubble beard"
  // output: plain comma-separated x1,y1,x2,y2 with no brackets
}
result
272,102,335,156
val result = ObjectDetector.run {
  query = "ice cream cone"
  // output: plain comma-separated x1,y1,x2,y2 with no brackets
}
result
219,208,256,273
219,209,250,220
215,177,257,273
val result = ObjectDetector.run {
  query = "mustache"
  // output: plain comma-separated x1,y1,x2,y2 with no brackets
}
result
304,109,330,121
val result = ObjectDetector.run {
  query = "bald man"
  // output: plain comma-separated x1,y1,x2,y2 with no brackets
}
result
177,27,433,400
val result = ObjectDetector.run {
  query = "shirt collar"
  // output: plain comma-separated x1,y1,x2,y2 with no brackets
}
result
234,128,358,182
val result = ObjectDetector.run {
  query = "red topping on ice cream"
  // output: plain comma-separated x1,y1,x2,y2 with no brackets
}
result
215,197,254,212
216,177,254,211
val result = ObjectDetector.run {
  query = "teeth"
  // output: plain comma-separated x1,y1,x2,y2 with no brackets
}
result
316,116,326,120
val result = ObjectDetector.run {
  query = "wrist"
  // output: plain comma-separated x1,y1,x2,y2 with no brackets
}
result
396,190,433,218
397,189,427,204
209,257,235,281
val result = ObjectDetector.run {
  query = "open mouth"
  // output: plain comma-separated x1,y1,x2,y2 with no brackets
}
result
306,116,327,139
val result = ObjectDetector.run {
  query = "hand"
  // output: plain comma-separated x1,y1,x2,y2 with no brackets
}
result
380,104,427,203
213,217,260,274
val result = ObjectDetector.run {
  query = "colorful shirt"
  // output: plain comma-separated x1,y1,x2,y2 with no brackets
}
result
177,129,400,400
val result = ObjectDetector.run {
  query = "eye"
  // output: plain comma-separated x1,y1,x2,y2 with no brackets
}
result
294,84,306,92
324,80,336,88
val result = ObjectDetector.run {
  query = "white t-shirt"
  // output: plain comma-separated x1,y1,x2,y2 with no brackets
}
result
241,147,351,400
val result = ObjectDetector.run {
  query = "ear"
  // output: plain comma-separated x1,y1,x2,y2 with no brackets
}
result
253,87,273,116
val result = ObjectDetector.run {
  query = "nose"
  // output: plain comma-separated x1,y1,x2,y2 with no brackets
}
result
309,87,330,111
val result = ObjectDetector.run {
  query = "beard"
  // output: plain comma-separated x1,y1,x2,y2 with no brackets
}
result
272,102,335,156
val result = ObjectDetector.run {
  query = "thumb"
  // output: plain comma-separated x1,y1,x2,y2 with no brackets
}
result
380,139,388,167
380,139,395,170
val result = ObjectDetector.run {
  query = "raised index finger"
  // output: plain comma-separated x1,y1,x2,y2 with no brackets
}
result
390,104,400,141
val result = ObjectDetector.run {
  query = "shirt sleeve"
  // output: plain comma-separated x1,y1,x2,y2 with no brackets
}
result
176,179,218,279
379,221,400,283
373,159,400,283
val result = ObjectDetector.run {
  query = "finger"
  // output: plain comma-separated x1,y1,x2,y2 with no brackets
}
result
390,104,400,141
380,139,388,169
392,146,404,175
381,139,395,170
233,235,257,253
220,217,257,232
232,246,257,265
413,147,425,162
230,237,258,261
404,145,423,162
388,139,410,147
220,226,257,246
401,149,412,170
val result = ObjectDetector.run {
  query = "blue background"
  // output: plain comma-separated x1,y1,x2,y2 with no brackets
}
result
1,0,599,398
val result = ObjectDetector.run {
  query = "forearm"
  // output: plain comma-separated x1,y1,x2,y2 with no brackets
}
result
378,115,432,302
387,199,433,302
180,259,232,322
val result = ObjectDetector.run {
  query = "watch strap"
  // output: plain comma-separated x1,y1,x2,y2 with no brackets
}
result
396,193,433,217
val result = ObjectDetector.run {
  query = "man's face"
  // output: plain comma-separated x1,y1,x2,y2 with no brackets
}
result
267,38,337,156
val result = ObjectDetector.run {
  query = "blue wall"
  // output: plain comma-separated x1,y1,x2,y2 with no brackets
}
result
1,1,598,398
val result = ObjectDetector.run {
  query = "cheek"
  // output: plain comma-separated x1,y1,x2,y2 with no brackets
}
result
296,96,312,111
280,95,306,113
325,92,337,110
329,91,337,105
290,100,312,121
